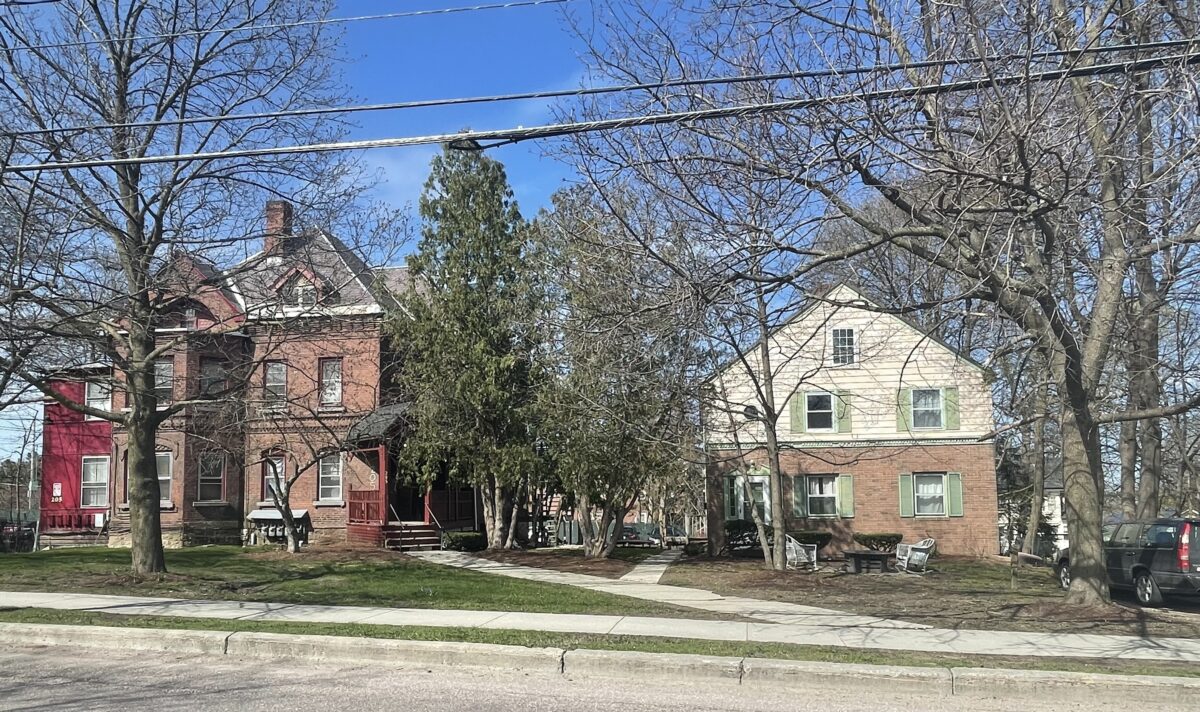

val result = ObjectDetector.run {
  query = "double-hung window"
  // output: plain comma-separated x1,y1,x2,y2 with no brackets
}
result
911,388,944,429
318,454,343,502
200,360,225,396
806,392,835,431
85,381,110,419
914,473,946,516
156,452,173,505
832,328,856,365
264,361,287,408
197,453,225,502
154,359,174,404
263,455,286,502
319,358,343,407
806,475,838,517
81,456,109,508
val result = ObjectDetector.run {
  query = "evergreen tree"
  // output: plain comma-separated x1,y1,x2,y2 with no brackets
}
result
388,148,540,549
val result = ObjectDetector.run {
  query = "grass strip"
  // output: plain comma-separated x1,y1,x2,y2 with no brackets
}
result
2,606,1195,679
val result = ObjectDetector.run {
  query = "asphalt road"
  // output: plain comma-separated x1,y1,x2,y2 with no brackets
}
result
0,646,1178,712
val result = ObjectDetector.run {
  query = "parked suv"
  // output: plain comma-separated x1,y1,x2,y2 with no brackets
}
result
1055,518,1200,606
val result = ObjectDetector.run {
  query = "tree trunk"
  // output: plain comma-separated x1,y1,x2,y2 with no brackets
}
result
1119,417,1138,520
1061,405,1110,605
1021,384,1048,556
754,287,786,571
481,474,512,549
126,412,166,574
503,479,523,549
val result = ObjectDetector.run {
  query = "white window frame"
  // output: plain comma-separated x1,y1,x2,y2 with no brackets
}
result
263,455,286,503
805,474,839,518
914,472,947,517
197,453,225,503
831,327,857,366
154,359,174,405
319,358,343,407
156,452,173,505
84,381,111,420
911,388,944,430
183,307,198,331
317,454,343,502
264,361,287,408
806,391,836,433
81,455,110,508
284,278,317,307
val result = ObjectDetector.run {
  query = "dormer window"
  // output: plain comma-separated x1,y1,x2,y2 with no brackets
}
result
283,276,317,307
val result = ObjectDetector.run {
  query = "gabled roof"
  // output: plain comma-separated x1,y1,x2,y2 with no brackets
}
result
709,281,988,381
228,229,397,318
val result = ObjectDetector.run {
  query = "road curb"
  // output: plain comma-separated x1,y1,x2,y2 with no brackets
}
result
6,621,1200,701
226,630,564,673
950,666,1200,703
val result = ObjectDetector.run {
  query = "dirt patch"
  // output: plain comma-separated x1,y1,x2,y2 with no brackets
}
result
660,555,1200,638
242,545,407,564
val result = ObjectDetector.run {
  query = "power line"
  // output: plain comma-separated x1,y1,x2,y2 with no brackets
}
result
8,36,1197,140
2,0,571,53
4,49,1197,173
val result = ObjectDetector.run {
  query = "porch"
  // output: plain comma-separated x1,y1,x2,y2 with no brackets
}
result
343,403,478,550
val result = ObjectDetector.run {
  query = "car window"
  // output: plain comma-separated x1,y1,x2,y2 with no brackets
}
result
1141,523,1180,548
1111,523,1144,546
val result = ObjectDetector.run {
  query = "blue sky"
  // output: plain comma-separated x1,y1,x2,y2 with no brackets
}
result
337,0,584,227
0,3,588,460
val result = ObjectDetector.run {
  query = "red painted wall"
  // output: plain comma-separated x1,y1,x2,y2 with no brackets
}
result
40,379,113,530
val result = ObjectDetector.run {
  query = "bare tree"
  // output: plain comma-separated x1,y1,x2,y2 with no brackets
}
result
566,0,1200,605
0,0,378,573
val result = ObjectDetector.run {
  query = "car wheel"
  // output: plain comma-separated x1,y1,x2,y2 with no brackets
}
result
1057,562,1071,590
1135,571,1164,607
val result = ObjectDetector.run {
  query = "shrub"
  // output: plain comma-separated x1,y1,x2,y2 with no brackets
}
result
852,532,903,552
683,542,706,557
441,531,487,552
789,530,834,550
724,520,773,552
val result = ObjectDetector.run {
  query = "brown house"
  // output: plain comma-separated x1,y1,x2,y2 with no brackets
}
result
81,200,474,550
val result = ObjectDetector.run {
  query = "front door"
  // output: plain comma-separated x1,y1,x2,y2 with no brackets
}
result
392,485,424,522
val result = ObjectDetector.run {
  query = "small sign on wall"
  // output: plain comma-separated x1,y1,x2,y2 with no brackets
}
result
51,482,62,503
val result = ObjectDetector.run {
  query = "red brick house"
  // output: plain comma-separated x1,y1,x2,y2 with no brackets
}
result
37,366,114,548
38,201,474,550
704,284,999,557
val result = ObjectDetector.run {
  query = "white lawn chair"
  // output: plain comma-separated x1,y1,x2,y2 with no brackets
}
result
896,538,935,573
785,534,819,571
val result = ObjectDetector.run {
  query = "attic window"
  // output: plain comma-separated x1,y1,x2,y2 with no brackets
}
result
282,276,317,307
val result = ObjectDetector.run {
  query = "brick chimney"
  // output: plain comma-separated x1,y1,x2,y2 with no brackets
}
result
263,200,294,254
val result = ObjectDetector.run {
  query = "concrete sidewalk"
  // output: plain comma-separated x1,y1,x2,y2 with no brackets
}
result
619,549,683,584
412,550,923,629
6,589,1200,661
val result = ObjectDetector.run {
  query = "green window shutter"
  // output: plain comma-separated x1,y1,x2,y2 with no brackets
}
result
944,387,960,430
898,473,914,518
792,475,807,517
837,474,855,518
896,389,912,432
724,476,740,521
790,392,807,433
947,472,964,517
836,391,853,433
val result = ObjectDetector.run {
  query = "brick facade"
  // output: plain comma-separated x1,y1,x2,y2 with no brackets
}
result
707,442,999,557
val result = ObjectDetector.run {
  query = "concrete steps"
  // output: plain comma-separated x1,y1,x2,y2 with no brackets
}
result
383,522,441,552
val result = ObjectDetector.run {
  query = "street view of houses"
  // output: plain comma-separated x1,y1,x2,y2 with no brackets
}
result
2,1,1200,710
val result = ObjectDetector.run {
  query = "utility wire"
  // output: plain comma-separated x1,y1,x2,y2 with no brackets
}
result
3,49,1197,173
2,0,571,53
8,36,1197,139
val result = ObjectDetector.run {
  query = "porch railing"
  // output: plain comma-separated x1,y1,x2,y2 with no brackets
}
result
348,489,382,524
42,509,101,531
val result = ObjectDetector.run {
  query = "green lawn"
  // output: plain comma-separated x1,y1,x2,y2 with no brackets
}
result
2,606,1196,679
0,546,713,618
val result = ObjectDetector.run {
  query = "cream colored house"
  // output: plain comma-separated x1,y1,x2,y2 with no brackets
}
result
705,283,1000,557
